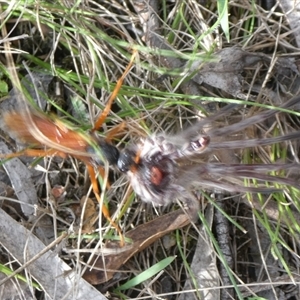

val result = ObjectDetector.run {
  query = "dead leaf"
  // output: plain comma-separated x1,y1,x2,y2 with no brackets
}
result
83,209,191,284
80,196,98,233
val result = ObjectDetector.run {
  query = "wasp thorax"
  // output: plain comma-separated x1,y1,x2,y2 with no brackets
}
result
117,149,137,172
87,137,120,166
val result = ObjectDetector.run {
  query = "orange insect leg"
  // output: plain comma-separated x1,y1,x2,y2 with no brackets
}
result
87,165,124,246
105,122,126,142
92,50,137,132
86,51,137,245
0,149,67,159
87,51,137,245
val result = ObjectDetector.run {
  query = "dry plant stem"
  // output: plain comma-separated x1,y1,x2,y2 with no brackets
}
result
2,24,137,246
0,232,68,287
178,204,219,300
214,196,234,300
133,0,180,67
83,209,190,284
1,14,23,100
0,208,105,299
132,0,203,96
278,1,300,48
239,274,300,297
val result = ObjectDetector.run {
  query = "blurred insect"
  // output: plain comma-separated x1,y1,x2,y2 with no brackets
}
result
2,48,300,245
1,51,138,245
117,95,300,220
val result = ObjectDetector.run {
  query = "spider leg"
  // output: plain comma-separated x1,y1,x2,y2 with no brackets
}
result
92,50,137,133
87,164,124,246
209,95,300,137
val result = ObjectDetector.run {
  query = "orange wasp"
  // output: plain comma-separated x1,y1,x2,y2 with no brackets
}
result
1,51,138,245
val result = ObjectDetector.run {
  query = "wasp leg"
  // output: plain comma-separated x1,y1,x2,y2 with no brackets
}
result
0,148,66,159
92,50,137,132
87,165,124,246
105,122,126,142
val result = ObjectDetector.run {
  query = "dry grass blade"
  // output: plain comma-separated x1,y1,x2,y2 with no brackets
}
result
0,1,300,299
0,208,105,299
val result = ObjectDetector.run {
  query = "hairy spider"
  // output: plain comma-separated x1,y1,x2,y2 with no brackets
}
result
116,96,300,220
